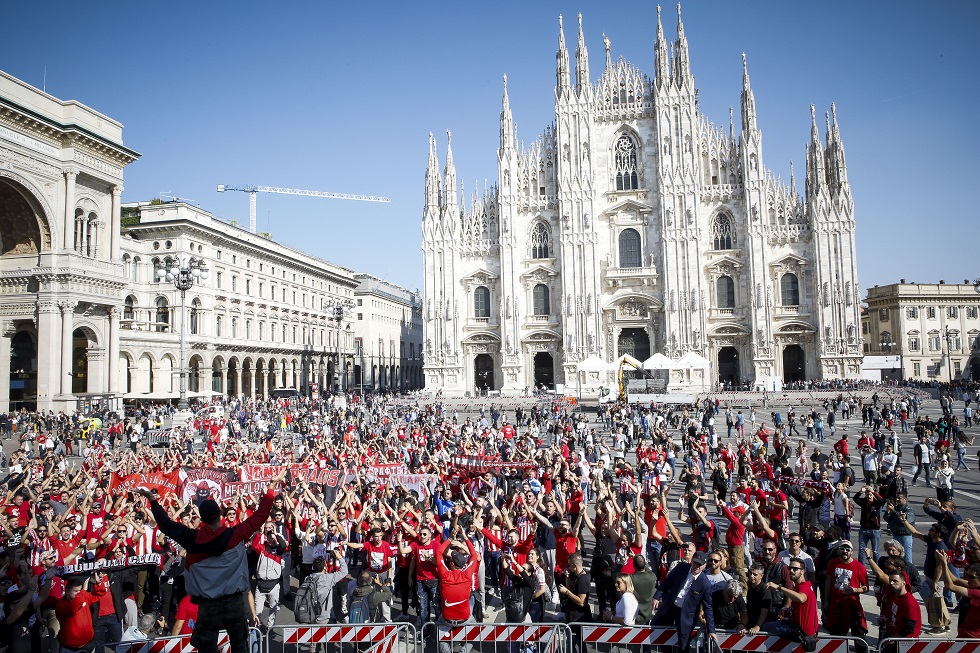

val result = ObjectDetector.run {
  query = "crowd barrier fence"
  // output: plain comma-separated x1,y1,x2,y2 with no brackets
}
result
878,639,980,653
266,623,417,653
110,626,263,653
421,622,570,653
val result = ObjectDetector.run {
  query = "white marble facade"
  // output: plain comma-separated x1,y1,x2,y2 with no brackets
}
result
422,8,862,395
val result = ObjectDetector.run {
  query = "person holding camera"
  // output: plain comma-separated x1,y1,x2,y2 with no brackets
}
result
762,561,818,649
251,518,288,629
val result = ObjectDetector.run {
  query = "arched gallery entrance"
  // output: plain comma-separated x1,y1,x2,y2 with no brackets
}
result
782,345,806,383
718,347,740,386
533,352,555,390
474,354,494,393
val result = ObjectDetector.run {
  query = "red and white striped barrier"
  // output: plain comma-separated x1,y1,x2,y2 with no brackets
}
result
716,632,847,653
437,624,559,642
894,640,980,653
113,632,230,653
282,625,398,644
582,626,678,646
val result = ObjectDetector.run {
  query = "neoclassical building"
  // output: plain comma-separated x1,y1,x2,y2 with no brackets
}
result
0,70,422,413
422,8,862,394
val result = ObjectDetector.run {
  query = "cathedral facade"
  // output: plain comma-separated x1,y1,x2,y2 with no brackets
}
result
421,8,862,395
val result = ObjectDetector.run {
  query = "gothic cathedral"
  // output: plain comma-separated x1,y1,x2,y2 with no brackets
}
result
422,7,862,395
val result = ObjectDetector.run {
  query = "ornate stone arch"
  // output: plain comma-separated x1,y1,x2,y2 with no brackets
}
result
710,211,736,250
611,127,641,191
0,169,56,254
528,220,552,259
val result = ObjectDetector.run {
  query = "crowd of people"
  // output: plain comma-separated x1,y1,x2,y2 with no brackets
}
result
0,386,978,653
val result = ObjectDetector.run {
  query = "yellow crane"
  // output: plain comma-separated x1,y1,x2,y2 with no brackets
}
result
217,184,391,233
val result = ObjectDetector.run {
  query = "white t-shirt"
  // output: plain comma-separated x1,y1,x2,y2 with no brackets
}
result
616,592,639,626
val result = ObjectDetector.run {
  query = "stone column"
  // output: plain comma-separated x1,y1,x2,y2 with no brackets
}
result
107,306,120,397
59,301,76,396
258,371,267,397
36,302,61,410
0,321,12,413
111,187,122,261
63,169,77,251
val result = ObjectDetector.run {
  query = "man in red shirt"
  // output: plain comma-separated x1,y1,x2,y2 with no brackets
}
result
879,571,922,639
56,576,108,651
824,542,869,644
348,527,396,620
762,561,817,641
435,535,478,653
401,524,441,629
834,434,849,457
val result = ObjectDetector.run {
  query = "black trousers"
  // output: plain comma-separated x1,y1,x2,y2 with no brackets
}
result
192,592,250,653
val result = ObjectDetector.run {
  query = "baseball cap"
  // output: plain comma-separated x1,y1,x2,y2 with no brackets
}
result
691,552,708,566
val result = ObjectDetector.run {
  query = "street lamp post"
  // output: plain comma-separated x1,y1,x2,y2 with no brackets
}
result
157,256,209,412
326,299,354,393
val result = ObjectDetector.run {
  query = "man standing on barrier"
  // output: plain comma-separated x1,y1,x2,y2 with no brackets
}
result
139,469,286,653
651,551,717,652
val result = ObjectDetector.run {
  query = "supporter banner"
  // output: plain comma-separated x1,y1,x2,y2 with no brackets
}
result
450,454,536,475
240,464,285,483
223,480,268,499
367,464,408,481
58,553,161,576
180,467,236,503
777,475,832,494
108,470,182,498
387,473,437,498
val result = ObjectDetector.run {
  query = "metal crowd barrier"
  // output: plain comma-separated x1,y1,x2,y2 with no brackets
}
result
712,629,860,653
420,622,570,653
581,625,699,653
111,626,263,653
266,623,418,653
878,639,980,653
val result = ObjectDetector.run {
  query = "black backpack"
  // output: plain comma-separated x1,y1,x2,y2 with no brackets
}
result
293,574,323,624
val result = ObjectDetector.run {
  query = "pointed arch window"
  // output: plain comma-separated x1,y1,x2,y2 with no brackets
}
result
716,276,735,309
711,214,735,250
619,228,642,268
533,284,550,316
614,135,639,190
781,273,800,306
474,286,490,319
530,222,551,259
123,296,136,321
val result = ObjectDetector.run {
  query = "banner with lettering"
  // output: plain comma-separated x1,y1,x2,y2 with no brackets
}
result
180,467,236,503
387,473,437,498
223,480,269,499
108,470,182,498
58,553,162,576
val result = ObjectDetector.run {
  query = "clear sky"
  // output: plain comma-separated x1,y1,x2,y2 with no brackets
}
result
2,1,977,294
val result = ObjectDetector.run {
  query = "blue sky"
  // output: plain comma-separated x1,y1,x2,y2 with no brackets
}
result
2,1,977,293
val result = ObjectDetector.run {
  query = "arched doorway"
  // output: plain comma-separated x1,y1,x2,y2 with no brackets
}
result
718,347,739,387
533,352,555,390
9,331,37,409
71,329,91,394
782,345,806,383
617,328,650,380
0,177,50,259
474,354,494,393
211,358,224,394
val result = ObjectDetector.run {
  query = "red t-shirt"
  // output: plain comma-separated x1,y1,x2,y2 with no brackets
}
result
413,541,440,581
554,532,578,573
793,581,819,636
959,589,980,638
175,595,199,635
882,588,921,638
363,540,397,574
827,558,868,604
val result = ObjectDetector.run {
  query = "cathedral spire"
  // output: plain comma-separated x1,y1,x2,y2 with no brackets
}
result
425,132,441,213
827,103,849,191
603,32,612,71
654,5,671,88
556,14,571,99
729,106,735,141
575,13,590,95
740,53,757,133
673,3,692,86
500,75,516,152
790,160,797,195
443,129,458,214
805,104,826,200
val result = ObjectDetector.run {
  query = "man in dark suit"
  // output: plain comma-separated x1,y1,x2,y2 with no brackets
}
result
651,552,718,652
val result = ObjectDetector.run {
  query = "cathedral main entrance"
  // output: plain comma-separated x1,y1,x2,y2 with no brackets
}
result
718,347,740,387
782,345,806,383
533,352,554,390
474,354,494,393
617,329,650,379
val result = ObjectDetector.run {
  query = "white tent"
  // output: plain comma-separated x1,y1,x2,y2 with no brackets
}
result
576,355,608,372
675,351,711,370
643,353,676,371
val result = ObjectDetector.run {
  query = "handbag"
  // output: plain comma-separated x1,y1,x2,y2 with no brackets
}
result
924,595,950,627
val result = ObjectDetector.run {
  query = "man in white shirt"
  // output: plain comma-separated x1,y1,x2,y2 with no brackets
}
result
777,532,815,580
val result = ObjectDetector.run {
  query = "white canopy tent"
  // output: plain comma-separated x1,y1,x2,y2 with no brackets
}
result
574,355,610,399
675,352,711,369
608,354,644,371
643,353,676,370
575,355,608,372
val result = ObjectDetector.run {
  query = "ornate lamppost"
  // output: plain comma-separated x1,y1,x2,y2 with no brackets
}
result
326,299,354,393
157,256,209,411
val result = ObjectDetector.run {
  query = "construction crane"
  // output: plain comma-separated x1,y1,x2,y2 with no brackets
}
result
216,184,391,233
